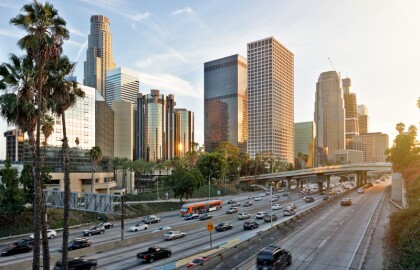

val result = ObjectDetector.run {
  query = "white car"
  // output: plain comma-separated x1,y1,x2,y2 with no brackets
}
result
259,193,266,197
152,226,172,233
256,212,266,219
272,204,283,210
30,229,57,239
129,223,149,232
358,188,364,194
254,196,262,201
164,231,186,240
237,212,251,220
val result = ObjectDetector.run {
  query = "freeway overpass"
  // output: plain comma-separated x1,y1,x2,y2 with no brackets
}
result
239,162,392,191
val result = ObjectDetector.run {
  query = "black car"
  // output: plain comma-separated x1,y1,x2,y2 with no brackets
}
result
60,238,92,252
215,223,233,232
97,222,113,229
53,257,97,270
243,221,259,230
1,242,33,256
227,200,236,204
256,245,292,270
83,225,105,236
184,213,199,220
143,215,161,224
199,214,213,220
304,196,315,203
323,196,330,201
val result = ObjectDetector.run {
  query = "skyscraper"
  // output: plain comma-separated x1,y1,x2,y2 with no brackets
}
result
294,122,316,168
84,15,116,98
174,109,194,157
358,104,369,134
247,37,294,163
347,132,389,162
105,67,140,110
314,71,346,165
3,129,24,162
204,54,247,153
135,90,176,162
342,78,359,138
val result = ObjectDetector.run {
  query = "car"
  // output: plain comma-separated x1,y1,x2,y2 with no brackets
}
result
227,200,236,204
263,213,278,222
129,223,149,232
143,215,161,224
286,203,297,210
53,257,97,270
226,207,238,214
248,195,254,199
98,222,114,229
358,188,364,194
243,221,259,230
328,190,335,195
319,191,326,195
256,212,267,219
336,190,342,195
341,198,352,206
367,182,373,187
272,204,283,210
186,256,210,268
304,196,315,203
152,226,172,233
271,197,279,202
164,231,186,240
137,246,171,263
30,229,57,239
1,242,33,256
184,213,199,220
83,225,105,236
231,202,241,207
199,214,213,220
283,192,289,197
60,238,92,252
375,180,381,184
238,212,251,220
13,238,34,247
243,201,253,207
256,245,292,270
215,223,233,232
283,209,296,216
254,196,262,201
323,196,330,201
259,193,266,197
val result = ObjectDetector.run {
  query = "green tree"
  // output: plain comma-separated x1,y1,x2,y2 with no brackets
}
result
215,141,240,178
196,152,226,181
130,159,149,192
11,2,69,268
48,56,84,270
89,146,102,193
0,159,23,223
112,157,121,184
118,158,132,190
19,164,34,204
163,167,204,202
396,122,405,135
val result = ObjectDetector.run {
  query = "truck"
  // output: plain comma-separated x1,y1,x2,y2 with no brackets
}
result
137,246,172,263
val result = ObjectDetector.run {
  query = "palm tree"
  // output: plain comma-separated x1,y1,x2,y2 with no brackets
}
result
47,56,84,270
89,146,102,193
130,159,149,193
119,158,132,191
11,2,69,269
396,122,405,135
112,157,121,184
417,97,420,110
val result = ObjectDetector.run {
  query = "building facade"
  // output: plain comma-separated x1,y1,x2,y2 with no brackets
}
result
314,71,346,165
294,122,315,168
4,129,24,162
247,37,294,163
174,109,194,157
113,100,134,159
204,54,247,153
342,78,359,139
95,92,114,159
84,15,116,98
347,132,389,163
357,104,369,134
334,149,363,164
105,67,139,110
135,90,175,162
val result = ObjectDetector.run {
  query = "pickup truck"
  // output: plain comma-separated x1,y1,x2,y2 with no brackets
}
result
137,246,172,263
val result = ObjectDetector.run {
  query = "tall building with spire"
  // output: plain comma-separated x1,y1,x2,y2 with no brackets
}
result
314,71,346,165
342,77,359,139
247,37,294,163
84,15,116,98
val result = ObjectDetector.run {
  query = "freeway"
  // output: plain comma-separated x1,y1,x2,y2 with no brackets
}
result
0,182,347,269
218,177,390,270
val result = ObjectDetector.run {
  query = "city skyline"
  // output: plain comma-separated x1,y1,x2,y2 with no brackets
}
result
1,0,420,158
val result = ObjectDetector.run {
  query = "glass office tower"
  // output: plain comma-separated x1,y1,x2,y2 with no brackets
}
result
174,109,194,157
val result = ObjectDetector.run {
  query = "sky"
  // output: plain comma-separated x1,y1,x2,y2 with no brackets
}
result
0,0,420,159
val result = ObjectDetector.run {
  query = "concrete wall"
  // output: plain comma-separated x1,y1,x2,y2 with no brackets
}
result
391,172,402,202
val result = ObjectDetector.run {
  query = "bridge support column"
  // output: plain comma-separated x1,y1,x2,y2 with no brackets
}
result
364,171,368,185
318,181,323,192
287,177,292,191
356,172,362,187
326,175,331,190
296,179,300,190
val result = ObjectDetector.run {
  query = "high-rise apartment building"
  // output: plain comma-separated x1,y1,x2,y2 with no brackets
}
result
347,132,389,162
247,37,294,163
204,54,247,153
105,67,139,110
358,104,369,134
4,129,24,162
294,122,316,168
314,71,346,165
84,15,116,98
135,90,176,162
342,78,359,138
174,109,194,157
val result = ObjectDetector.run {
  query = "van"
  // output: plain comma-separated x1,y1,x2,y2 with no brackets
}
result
256,246,292,270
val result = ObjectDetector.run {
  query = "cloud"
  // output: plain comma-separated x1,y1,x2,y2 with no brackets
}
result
68,27,87,38
0,3,14,9
126,12,151,22
139,72,202,98
172,7,194,15
67,40,83,47
0,29,21,38
74,39,88,63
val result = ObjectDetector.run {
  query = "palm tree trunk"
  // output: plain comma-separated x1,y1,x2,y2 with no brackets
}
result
91,166,95,193
41,140,50,270
61,112,70,270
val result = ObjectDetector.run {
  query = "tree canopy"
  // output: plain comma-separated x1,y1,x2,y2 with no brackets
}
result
163,167,204,202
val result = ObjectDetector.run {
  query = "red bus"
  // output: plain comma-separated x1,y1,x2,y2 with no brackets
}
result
180,200,223,216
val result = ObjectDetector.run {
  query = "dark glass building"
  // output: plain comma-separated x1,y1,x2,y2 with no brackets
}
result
4,129,24,161
204,54,247,153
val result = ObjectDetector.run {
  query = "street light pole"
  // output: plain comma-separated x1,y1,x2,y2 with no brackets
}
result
208,171,219,198
251,183,273,228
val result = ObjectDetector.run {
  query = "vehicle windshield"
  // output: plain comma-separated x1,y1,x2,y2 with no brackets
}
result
181,208,187,212
192,258,203,263
257,254,274,265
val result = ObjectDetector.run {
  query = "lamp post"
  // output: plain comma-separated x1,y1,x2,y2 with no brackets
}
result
251,183,274,228
208,171,219,198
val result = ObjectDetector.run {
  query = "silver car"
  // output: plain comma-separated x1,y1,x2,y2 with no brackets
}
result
164,231,186,240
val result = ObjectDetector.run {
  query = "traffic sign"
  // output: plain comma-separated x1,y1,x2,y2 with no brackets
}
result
207,221,214,232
